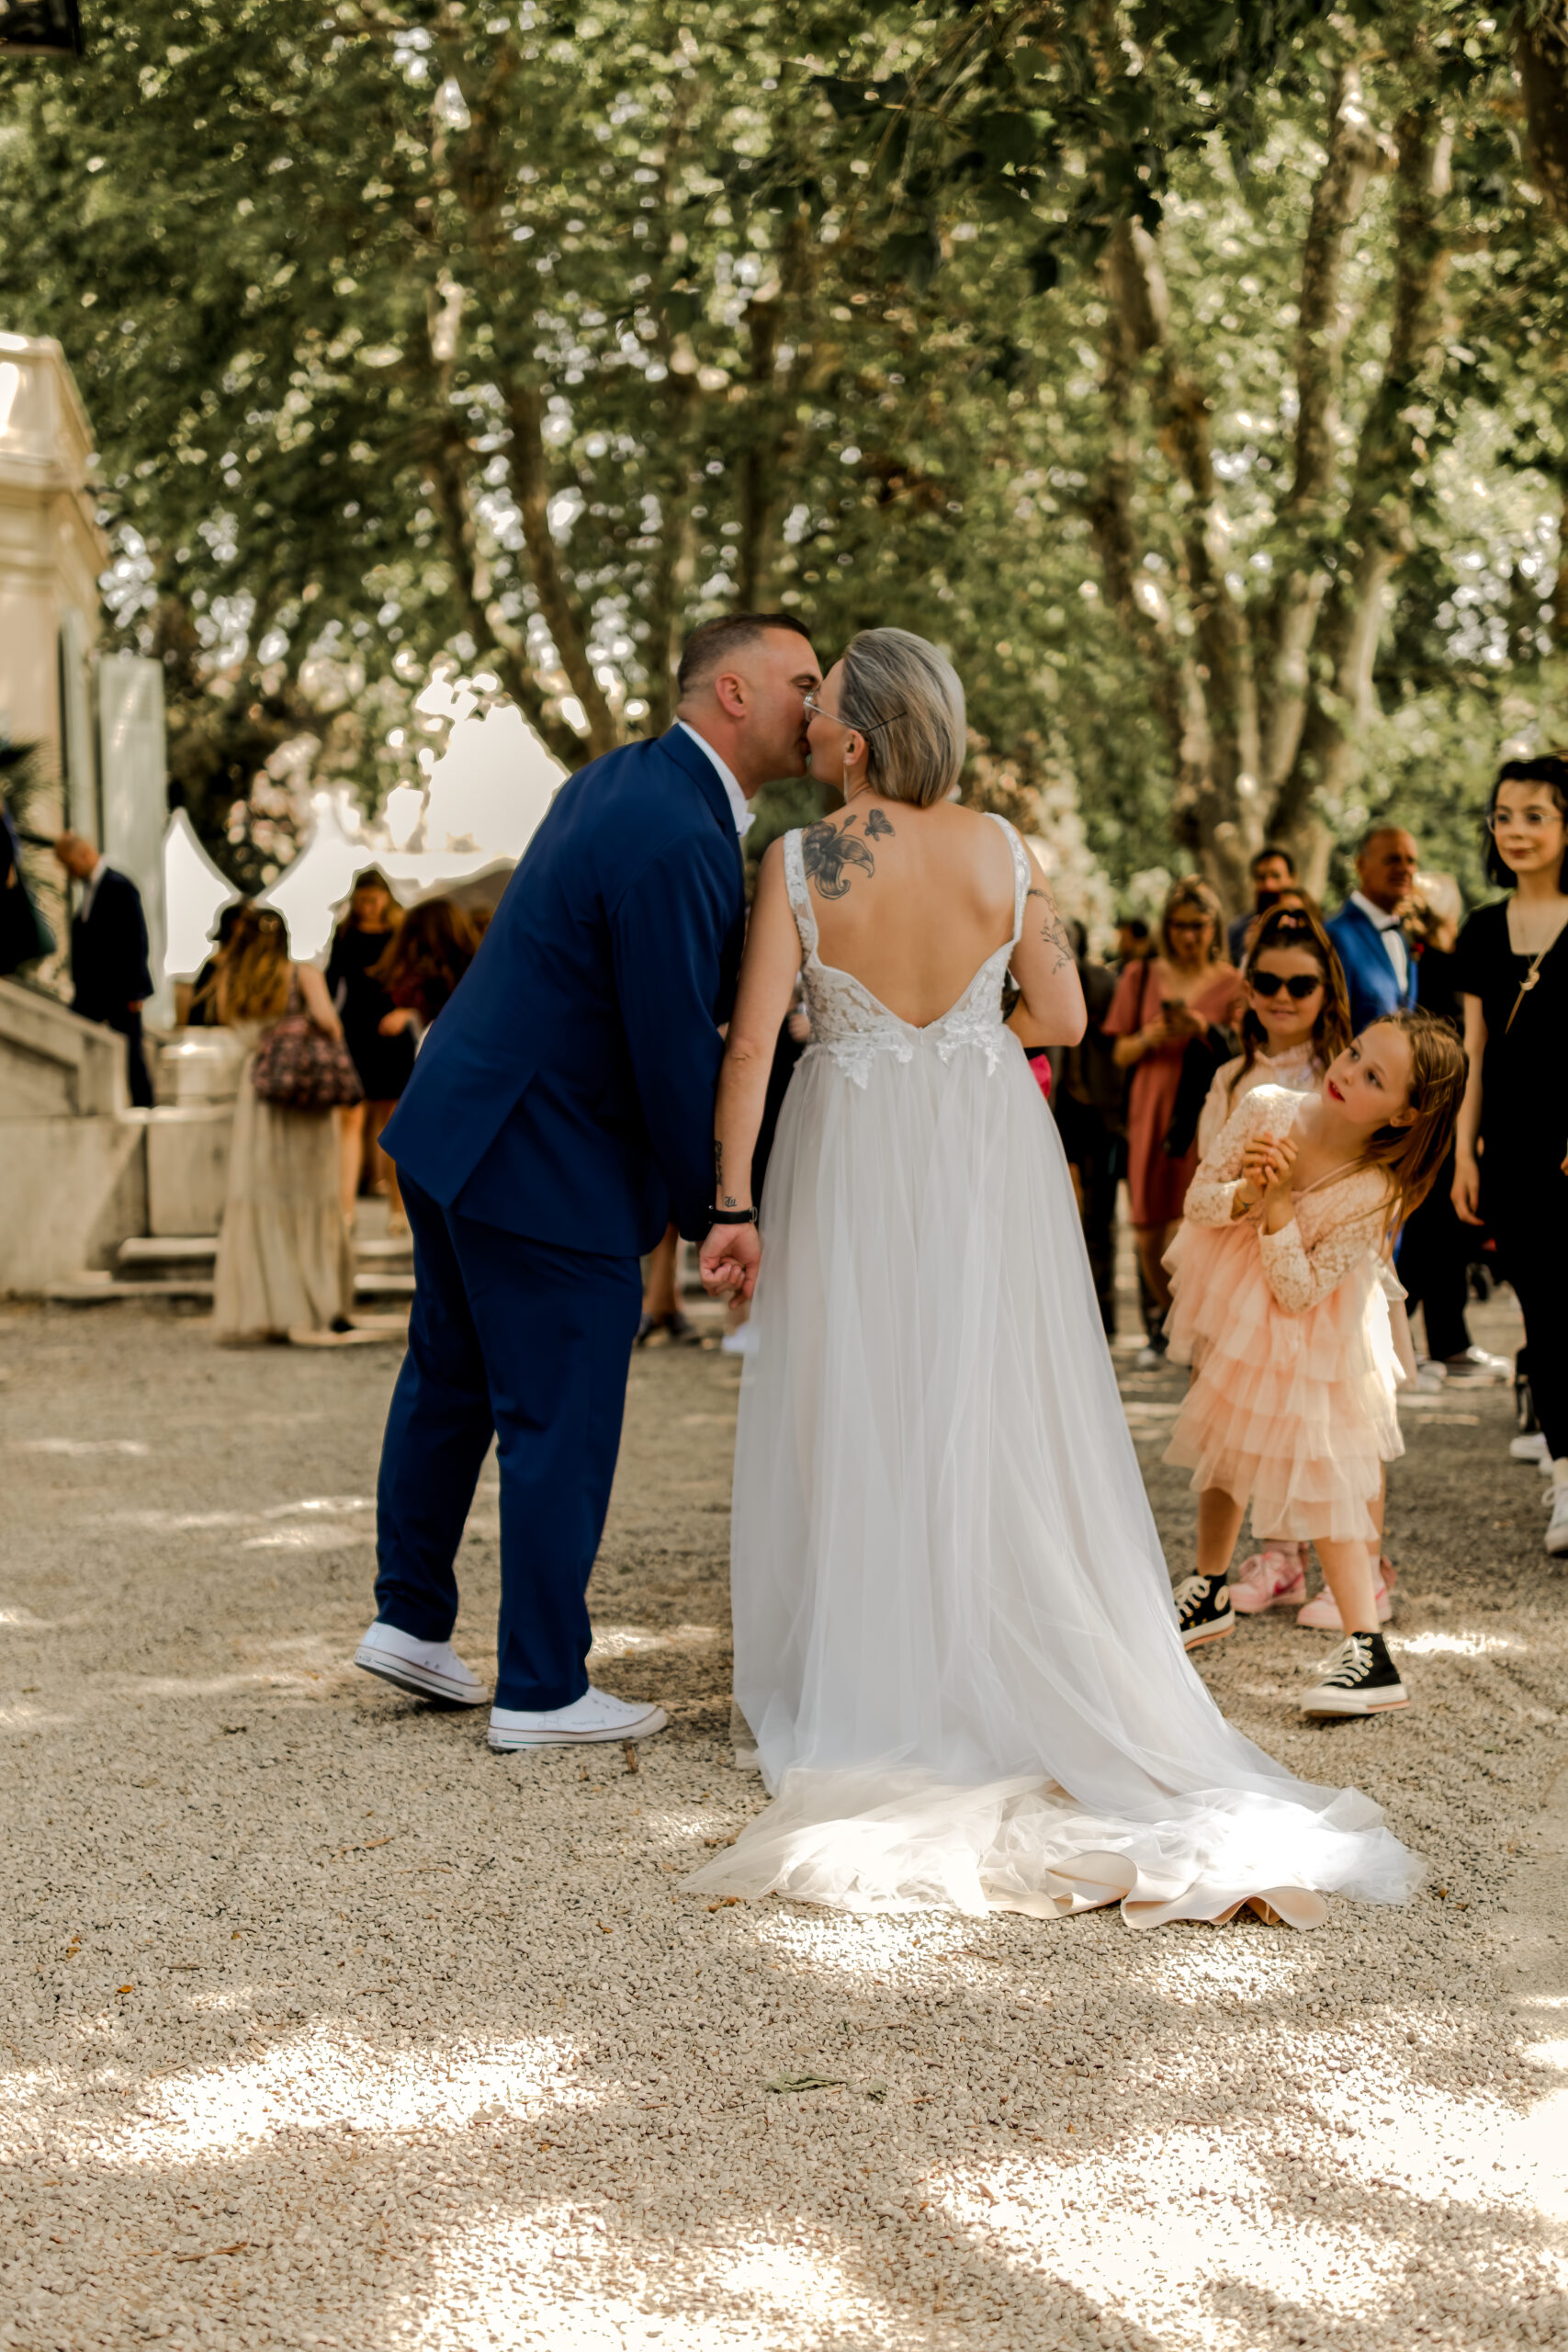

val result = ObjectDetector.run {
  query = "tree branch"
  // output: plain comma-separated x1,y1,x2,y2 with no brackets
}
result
425,429,581,768
502,381,617,758
1102,219,1258,900
1258,60,1388,795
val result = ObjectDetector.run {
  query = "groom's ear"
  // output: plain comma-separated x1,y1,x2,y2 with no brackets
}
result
712,670,749,719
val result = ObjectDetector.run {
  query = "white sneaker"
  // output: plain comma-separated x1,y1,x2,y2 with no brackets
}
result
1439,1346,1511,1383
488,1686,669,1750
354,1620,489,1707
1134,1345,1167,1372
1511,1431,1550,1464
1547,1486,1568,1559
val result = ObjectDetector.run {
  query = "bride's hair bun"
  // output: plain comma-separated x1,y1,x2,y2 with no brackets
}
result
839,628,966,808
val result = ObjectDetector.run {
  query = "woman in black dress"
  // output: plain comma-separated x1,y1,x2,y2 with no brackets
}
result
1452,759,1568,1555
326,872,415,1229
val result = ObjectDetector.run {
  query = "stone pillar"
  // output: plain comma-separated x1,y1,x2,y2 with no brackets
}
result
0,332,108,989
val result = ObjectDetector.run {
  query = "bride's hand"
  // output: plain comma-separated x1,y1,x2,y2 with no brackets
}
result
700,1221,761,1302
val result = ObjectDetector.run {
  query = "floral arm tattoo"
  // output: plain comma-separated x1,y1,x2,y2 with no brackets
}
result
1025,885,1075,976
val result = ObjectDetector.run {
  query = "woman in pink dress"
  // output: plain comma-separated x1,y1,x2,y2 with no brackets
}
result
1104,879,1240,1361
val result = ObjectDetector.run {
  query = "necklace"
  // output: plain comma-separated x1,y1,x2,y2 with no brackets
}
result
1506,895,1567,1030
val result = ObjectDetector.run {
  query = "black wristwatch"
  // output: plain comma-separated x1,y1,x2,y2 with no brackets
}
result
708,1205,758,1225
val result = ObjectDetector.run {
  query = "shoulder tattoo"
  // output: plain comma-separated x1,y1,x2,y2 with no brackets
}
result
803,820,876,901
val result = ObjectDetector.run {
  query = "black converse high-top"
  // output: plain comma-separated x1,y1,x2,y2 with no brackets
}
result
1299,1631,1408,1716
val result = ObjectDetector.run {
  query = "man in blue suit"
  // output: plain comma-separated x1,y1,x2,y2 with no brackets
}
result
355,615,821,1751
1325,825,1420,1032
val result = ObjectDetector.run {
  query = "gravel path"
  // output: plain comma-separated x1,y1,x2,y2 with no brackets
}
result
3,1292,1566,2350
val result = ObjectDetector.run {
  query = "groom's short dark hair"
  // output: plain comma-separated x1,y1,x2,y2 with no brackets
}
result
676,612,815,695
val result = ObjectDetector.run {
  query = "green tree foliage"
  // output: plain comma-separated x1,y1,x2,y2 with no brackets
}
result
2,3,1565,911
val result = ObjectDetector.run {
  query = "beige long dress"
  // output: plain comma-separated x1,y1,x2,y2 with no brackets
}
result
211,1016,355,1341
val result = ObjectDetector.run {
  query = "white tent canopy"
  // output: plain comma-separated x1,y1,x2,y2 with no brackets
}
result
160,702,567,977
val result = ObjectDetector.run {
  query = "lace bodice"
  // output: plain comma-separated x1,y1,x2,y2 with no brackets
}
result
1185,1085,1394,1316
783,814,1031,1090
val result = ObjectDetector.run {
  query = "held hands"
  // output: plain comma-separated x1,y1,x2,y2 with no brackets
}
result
700,1219,761,1303
1236,1135,1297,1210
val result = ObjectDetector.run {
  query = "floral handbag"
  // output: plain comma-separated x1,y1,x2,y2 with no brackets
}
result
251,1012,364,1112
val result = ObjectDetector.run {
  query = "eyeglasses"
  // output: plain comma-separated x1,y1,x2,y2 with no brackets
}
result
1487,806,1562,832
1249,970,1324,1000
803,692,907,733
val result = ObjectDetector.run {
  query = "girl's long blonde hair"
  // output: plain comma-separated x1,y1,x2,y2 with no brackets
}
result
1358,1010,1468,1228
215,905,291,1023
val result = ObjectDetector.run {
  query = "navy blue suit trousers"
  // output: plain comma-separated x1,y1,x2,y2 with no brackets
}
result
375,1174,641,1712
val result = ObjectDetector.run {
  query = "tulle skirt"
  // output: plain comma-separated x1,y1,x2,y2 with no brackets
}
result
687,1037,1419,1928
1162,1217,1403,1543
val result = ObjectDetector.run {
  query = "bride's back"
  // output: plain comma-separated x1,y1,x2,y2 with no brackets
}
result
803,796,1018,1029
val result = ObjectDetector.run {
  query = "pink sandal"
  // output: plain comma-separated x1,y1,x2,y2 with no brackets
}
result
1229,1543,1310,1614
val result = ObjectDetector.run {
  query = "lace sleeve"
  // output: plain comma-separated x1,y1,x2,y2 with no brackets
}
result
1258,1171,1393,1315
1183,1088,1273,1229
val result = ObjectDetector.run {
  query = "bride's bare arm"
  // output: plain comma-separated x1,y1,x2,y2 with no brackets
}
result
712,841,803,1216
1010,875,1087,1046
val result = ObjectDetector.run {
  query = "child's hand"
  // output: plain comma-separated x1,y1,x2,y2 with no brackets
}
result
1259,1136,1298,1198
1241,1135,1296,1205
1240,1136,1292,1193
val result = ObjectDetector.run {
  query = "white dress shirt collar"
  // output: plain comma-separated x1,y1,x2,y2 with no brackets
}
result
1349,889,1409,989
677,720,753,838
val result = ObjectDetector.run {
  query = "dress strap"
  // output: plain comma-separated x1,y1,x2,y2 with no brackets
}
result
782,829,819,957
985,812,1032,946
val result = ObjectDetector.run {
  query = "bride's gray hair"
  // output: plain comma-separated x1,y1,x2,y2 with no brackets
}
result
838,628,966,808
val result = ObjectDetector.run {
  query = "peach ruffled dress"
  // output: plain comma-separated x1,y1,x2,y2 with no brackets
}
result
1163,1086,1403,1543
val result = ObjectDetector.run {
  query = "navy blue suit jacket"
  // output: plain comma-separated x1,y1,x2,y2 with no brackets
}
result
381,725,745,1255
1325,899,1418,1034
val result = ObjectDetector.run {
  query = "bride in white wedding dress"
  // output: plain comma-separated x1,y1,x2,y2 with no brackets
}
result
693,628,1418,1930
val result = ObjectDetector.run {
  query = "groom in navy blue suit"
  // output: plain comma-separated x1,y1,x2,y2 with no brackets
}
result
356,616,821,1749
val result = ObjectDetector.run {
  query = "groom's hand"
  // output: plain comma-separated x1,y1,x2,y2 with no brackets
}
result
700,1220,761,1302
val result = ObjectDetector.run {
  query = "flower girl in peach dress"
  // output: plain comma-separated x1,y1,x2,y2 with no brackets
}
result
1163,1012,1466,1718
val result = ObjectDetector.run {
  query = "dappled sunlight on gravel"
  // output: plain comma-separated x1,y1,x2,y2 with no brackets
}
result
4,1298,1568,2348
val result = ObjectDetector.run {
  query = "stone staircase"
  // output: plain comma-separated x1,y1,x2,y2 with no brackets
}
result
46,1224,414,1306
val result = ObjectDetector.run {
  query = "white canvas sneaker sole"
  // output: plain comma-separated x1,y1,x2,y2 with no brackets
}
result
354,1642,489,1708
1299,1681,1409,1717
488,1702,669,1751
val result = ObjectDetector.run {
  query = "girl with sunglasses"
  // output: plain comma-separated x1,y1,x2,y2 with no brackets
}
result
1195,901,1350,1159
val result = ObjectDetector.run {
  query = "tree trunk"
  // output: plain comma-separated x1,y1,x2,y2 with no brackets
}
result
1270,107,1452,860
1098,220,1257,910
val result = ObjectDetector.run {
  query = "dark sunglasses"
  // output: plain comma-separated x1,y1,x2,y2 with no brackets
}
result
1249,969,1324,1001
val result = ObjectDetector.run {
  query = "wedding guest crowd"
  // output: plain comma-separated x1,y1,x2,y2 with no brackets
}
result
188,881,479,1344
